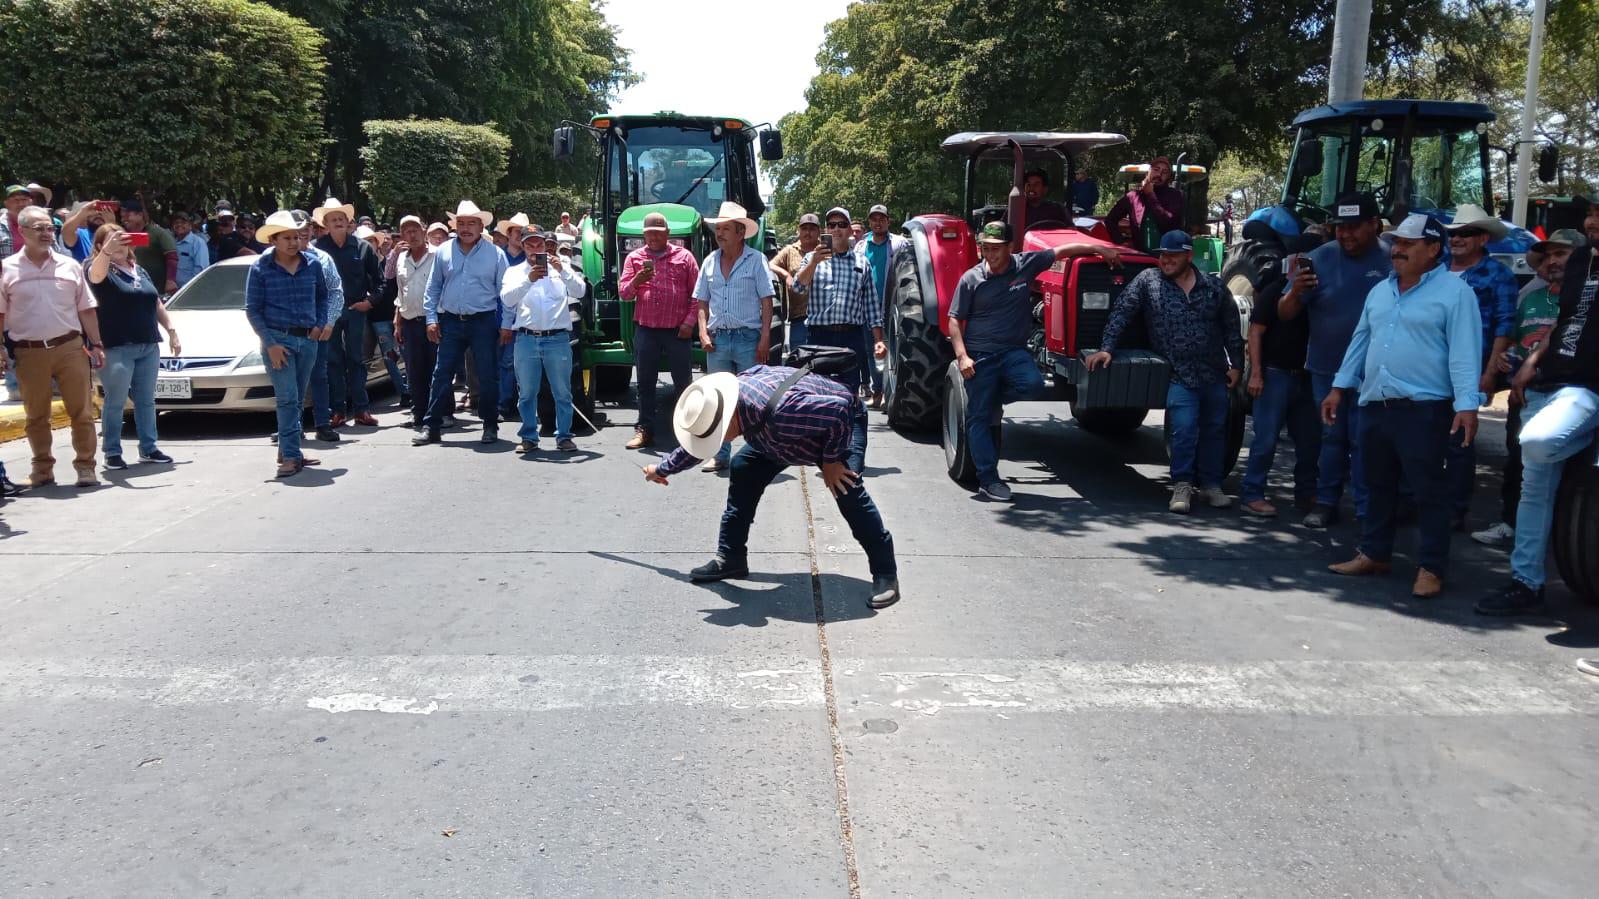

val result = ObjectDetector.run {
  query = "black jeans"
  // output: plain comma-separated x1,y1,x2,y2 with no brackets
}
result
1359,400,1455,574
718,442,896,577
1501,403,1523,525
634,326,692,434
399,316,435,424
804,324,870,473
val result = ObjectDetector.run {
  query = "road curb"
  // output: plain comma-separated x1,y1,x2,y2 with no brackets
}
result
0,399,76,443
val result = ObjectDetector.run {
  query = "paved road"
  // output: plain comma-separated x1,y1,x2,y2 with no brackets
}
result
2,388,1596,897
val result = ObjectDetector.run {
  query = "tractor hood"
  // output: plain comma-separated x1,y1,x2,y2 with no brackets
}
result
616,203,702,237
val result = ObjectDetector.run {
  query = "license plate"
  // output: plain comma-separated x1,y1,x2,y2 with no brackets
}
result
155,377,192,399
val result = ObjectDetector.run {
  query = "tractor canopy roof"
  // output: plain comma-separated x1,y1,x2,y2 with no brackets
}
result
941,132,1129,161
1290,100,1495,130
1120,163,1207,181
590,112,757,131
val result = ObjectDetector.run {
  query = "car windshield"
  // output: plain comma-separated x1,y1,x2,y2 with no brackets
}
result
610,125,740,218
164,263,250,311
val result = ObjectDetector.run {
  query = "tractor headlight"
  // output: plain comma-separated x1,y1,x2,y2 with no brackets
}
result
1082,291,1111,310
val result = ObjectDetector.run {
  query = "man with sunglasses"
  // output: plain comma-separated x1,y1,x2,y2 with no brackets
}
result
1443,206,1517,531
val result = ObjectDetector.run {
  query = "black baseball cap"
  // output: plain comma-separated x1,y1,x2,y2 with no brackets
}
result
1326,192,1380,225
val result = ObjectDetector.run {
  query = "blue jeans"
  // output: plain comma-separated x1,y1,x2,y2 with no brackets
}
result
327,307,370,416
425,312,500,430
1166,380,1229,488
1312,371,1366,515
1240,368,1321,503
719,441,897,577
99,342,160,457
807,326,872,472
370,318,406,396
498,341,517,413
310,338,332,428
860,324,882,393
1511,386,1599,589
787,318,808,350
706,327,761,464
1359,400,1454,573
263,332,318,461
963,346,1044,486
513,332,574,443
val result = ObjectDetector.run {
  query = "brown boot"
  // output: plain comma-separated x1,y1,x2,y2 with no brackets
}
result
1411,568,1444,598
1328,552,1392,577
625,429,652,450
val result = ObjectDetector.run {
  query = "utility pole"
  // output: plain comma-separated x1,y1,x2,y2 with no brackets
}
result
1512,0,1549,228
1327,0,1373,104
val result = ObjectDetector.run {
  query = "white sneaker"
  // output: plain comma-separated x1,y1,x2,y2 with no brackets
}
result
1471,521,1515,547
1169,482,1195,514
1199,485,1233,508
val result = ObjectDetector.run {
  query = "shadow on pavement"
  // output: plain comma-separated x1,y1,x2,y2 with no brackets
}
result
589,551,878,627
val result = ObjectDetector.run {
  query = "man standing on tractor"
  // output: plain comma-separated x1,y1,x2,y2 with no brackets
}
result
855,204,908,408
694,201,775,472
954,221,1123,502
1278,193,1391,529
793,207,883,471
1087,231,1242,514
619,211,699,450
1442,206,1518,533
1104,156,1185,252
1022,169,1071,226
768,212,821,348
1323,214,1482,600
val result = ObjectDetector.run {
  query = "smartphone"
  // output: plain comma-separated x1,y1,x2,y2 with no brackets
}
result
95,200,120,213
125,232,150,248
640,258,655,272
535,252,548,266
819,234,833,252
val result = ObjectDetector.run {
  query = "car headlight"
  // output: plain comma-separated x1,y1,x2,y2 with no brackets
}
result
237,350,264,369
621,237,644,253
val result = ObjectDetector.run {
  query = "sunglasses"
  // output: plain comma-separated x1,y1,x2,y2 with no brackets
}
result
1449,229,1485,240
825,221,849,229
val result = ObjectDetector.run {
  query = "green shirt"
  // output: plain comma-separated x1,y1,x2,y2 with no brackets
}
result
132,223,178,289
1512,287,1560,359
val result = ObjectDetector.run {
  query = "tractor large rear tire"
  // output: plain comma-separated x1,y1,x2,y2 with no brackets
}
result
1553,455,1599,605
941,362,1001,485
883,251,949,432
1071,405,1148,437
1221,239,1284,307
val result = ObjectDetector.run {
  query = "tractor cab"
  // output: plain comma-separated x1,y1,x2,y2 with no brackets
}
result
1116,162,1223,273
940,131,1133,243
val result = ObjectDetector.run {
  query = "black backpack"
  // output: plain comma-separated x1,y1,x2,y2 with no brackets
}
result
744,346,858,441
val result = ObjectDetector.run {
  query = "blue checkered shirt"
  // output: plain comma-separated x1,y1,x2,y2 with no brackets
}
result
1452,255,1517,357
795,251,878,328
245,251,330,339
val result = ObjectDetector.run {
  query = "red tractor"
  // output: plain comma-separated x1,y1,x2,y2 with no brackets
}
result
879,131,1250,482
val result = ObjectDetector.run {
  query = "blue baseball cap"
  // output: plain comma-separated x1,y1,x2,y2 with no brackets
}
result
1158,230,1193,253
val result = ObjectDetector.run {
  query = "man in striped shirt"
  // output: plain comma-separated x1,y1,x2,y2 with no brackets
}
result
619,211,699,448
642,365,900,609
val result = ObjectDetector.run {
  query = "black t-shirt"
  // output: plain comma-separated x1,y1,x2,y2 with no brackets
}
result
89,264,162,348
211,232,247,261
1535,246,1599,390
1247,275,1309,371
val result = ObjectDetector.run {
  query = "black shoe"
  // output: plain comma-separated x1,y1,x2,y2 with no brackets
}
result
690,558,748,582
314,428,341,443
139,450,173,464
480,427,499,445
1302,504,1339,529
412,429,442,446
0,477,26,497
869,576,901,609
1474,580,1546,616
400,392,411,407
104,454,128,470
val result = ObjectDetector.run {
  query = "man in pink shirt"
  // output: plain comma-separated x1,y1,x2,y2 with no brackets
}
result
619,211,699,449
0,207,106,487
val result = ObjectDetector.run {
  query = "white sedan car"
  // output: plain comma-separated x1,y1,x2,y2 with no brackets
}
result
150,256,390,412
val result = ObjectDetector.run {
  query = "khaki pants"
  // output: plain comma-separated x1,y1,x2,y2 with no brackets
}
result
14,341,97,480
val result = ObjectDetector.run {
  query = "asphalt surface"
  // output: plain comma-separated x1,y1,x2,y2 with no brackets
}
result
2,384,1597,898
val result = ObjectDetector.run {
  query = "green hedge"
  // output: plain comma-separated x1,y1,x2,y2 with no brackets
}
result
360,119,510,222
491,187,589,232
0,0,324,203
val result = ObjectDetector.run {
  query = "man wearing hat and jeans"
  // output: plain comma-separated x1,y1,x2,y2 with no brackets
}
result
416,200,509,445
620,211,699,449
1324,214,1482,598
769,213,821,348
244,210,332,477
313,198,384,428
641,366,900,609
695,202,775,470
855,204,908,407
501,230,585,452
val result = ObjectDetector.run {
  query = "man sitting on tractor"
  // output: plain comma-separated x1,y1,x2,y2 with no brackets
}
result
1104,156,1185,252
1022,169,1071,228
949,221,1123,502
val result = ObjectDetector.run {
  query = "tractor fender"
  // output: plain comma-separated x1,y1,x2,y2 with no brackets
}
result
904,215,976,337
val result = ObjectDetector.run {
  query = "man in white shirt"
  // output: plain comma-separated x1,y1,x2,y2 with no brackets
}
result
390,215,437,429
500,230,585,452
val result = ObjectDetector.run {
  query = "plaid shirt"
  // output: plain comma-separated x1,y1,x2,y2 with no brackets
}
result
794,251,878,328
618,244,698,329
245,251,331,339
656,365,857,475
1451,255,1517,358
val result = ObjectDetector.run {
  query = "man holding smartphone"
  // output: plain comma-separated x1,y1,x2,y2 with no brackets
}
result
501,230,584,453
619,211,698,449
117,200,178,295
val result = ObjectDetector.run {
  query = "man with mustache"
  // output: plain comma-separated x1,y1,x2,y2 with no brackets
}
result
1322,214,1483,599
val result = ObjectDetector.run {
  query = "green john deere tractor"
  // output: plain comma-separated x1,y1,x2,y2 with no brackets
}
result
553,112,784,400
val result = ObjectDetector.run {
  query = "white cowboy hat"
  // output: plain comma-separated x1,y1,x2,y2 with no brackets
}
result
495,212,531,237
311,197,357,226
355,225,377,241
673,373,742,460
397,215,424,229
255,210,302,244
1443,204,1508,241
448,200,494,227
25,182,52,206
426,221,449,235
704,201,758,237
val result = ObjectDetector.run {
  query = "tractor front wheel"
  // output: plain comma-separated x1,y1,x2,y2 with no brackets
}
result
941,362,1000,485
1553,454,1599,605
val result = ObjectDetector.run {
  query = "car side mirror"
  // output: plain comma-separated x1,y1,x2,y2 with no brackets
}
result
1538,143,1559,183
553,126,576,161
759,130,783,161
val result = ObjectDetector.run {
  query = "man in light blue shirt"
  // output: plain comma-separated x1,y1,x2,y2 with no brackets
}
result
416,200,510,445
170,212,212,288
1323,214,1483,599
693,202,774,470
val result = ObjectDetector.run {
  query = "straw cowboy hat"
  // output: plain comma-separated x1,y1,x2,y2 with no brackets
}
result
705,201,758,236
495,212,531,237
311,197,357,226
448,200,494,227
427,221,449,236
673,373,742,460
1443,204,1508,241
255,210,302,244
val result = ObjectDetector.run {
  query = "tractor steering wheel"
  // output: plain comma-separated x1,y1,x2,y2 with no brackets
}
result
1290,199,1331,225
648,181,669,201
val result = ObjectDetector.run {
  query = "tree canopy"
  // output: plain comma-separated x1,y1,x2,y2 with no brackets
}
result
360,119,511,223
